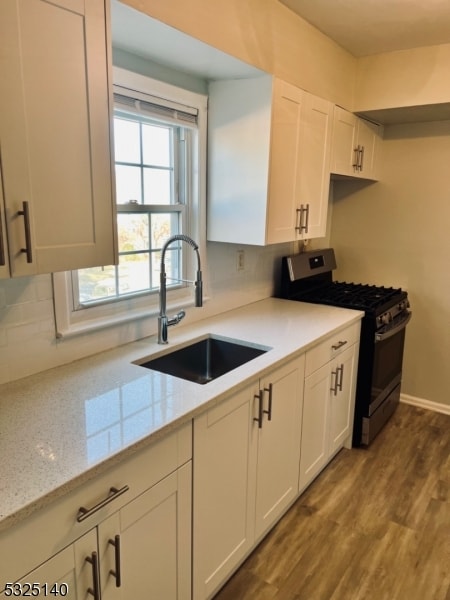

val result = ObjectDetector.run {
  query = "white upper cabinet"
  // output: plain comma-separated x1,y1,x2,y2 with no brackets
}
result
294,92,333,241
265,79,304,244
0,0,116,278
207,76,333,245
330,106,383,180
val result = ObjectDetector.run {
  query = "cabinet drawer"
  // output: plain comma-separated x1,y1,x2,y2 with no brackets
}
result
0,422,192,586
305,322,360,377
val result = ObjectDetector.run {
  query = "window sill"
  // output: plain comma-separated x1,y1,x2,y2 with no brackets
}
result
55,295,210,340
53,270,208,340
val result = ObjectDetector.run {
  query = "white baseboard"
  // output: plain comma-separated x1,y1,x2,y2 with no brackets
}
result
400,393,450,416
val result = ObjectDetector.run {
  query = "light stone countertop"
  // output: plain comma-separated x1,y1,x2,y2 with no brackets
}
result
0,298,363,533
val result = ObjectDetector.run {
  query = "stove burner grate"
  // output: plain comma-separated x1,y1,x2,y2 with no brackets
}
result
295,281,404,313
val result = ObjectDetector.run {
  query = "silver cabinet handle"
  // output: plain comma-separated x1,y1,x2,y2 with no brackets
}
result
295,205,309,233
300,204,307,233
263,383,273,421
331,364,344,395
353,145,360,169
337,364,344,392
0,207,5,267
86,551,101,600
330,368,339,395
0,146,6,267
109,535,122,588
295,207,302,232
353,145,364,171
303,204,309,234
359,146,365,171
77,485,129,523
331,340,347,351
18,201,33,263
253,390,264,429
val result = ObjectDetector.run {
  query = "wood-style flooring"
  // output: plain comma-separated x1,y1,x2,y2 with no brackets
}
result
214,403,450,600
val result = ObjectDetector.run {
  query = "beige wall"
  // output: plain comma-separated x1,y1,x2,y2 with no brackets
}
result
122,0,356,108
2,1,448,407
354,43,450,112
122,0,450,408
330,121,450,407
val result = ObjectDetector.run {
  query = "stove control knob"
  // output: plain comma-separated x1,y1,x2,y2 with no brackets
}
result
380,311,392,325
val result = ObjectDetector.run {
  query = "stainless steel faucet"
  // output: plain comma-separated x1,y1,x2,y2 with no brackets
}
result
158,234,203,344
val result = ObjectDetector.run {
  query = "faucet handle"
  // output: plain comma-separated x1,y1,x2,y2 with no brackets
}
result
168,310,186,326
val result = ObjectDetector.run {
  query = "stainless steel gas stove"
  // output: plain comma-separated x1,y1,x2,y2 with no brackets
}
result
279,248,412,446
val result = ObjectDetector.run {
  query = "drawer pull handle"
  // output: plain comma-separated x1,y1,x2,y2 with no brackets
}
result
86,551,100,600
109,534,122,587
331,340,347,351
77,485,129,523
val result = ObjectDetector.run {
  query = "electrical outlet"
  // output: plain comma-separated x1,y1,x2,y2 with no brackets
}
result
237,249,245,271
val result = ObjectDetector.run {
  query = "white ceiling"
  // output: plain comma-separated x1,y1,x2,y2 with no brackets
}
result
279,0,450,57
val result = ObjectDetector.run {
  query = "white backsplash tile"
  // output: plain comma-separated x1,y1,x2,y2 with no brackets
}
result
0,243,292,385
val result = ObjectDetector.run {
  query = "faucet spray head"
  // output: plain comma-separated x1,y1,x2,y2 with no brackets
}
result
195,270,203,307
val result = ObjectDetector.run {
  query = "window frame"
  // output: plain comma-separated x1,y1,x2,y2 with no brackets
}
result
53,68,207,338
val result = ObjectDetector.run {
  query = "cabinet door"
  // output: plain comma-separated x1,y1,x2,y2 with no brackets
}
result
254,356,304,540
331,106,382,180
266,80,304,244
329,344,358,456
297,93,333,239
0,529,97,599
0,0,115,277
299,362,331,492
330,106,358,177
193,383,258,600
357,118,381,180
99,463,192,600
207,76,273,246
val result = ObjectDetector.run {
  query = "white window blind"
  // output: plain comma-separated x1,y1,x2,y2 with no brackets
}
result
113,86,198,127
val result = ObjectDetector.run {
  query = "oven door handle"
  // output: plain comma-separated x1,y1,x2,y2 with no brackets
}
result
375,311,412,343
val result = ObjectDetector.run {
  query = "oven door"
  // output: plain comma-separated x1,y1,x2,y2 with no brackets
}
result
370,311,412,413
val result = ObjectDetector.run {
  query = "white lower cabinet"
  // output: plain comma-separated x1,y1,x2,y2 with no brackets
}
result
0,530,95,599
1,321,363,600
299,324,360,492
193,356,305,600
98,464,192,599
1,424,192,600
254,362,305,539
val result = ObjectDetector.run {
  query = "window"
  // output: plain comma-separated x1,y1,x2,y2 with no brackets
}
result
75,95,193,306
53,69,207,337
